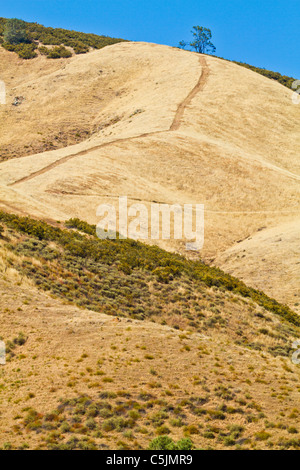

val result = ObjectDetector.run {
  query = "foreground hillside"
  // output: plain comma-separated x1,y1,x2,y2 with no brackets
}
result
0,41,299,313
0,213,300,450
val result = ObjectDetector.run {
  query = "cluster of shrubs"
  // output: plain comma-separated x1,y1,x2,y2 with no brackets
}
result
0,18,37,59
0,40,38,59
65,218,97,236
15,389,268,449
25,21,126,50
0,17,126,59
3,332,27,360
234,61,296,90
19,393,195,450
39,45,72,59
149,436,193,450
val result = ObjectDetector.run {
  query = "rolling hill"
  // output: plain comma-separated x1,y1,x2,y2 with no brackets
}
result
0,41,299,313
0,26,299,450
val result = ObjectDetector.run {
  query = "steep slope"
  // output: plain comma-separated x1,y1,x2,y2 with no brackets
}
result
215,219,300,313
0,41,299,312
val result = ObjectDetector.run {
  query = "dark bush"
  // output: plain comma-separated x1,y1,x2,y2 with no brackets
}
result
46,45,72,59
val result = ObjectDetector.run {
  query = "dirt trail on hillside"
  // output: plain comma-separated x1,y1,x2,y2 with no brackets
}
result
170,55,209,131
2,45,299,313
9,52,300,189
9,56,209,187
8,130,166,187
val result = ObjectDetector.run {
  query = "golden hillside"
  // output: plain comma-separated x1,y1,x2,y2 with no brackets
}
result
0,41,299,313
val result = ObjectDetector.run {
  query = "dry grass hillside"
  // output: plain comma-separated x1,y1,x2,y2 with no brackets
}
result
0,43,299,313
0,217,300,450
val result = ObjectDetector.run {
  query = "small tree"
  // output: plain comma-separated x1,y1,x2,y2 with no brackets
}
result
179,26,216,54
190,26,216,54
3,18,28,45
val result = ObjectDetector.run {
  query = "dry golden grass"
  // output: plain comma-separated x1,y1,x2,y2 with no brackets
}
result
0,42,299,311
0,41,299,449
0,242,300,450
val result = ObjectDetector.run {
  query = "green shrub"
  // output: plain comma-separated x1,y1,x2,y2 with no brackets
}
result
149,436,175,450
60,422,71,433
175,438,193,450
16,43,37,59
46,46,72,59
2,41,37,59
73,41,89,54
255,431,271,441
39,45,50,55
156,425,171,435
85,418,96,430
149,436,193,450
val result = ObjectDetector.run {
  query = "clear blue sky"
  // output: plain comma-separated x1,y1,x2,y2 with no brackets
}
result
1,0,299,77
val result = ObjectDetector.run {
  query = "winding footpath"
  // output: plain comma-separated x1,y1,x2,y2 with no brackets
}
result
8,56,210,187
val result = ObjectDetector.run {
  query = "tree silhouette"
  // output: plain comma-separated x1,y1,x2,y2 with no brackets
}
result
179,26,216,54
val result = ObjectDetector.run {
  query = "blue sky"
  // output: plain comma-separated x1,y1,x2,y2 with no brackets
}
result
1,0,299,77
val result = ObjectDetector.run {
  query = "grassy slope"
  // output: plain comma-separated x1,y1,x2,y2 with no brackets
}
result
0,212,299,329
0,212,300,450
0,19,299,450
